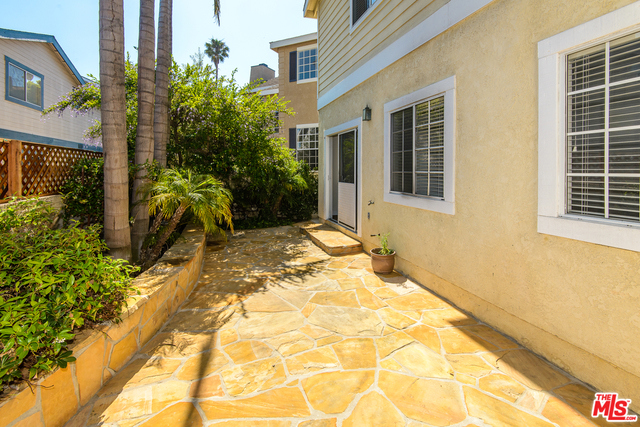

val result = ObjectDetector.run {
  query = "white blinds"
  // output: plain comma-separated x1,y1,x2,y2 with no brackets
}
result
390,96,445,198
567,32,640,222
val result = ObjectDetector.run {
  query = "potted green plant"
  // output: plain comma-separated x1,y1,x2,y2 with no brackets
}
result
370,233,395,274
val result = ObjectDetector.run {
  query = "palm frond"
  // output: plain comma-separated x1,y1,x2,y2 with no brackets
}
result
145,167,233,234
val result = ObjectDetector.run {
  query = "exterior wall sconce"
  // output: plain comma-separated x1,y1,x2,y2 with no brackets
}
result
363,105,372,121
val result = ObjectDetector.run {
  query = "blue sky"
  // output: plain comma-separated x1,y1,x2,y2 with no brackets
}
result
0,0,317,85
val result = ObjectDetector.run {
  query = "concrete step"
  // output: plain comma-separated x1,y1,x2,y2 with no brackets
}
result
298,221,363,256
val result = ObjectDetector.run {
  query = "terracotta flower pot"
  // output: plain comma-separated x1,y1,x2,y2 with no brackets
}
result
370,248,396,274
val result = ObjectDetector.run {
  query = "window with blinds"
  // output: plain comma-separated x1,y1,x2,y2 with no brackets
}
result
567,32,640,222
391,96,445,198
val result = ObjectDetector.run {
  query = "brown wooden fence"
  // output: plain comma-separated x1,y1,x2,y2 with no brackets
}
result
0,140,102,201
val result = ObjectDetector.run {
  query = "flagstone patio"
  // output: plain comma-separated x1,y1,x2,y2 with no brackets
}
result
66,225,635,427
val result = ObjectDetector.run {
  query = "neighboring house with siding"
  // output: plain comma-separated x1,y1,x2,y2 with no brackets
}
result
305,0,640,410
0,28,98,151
268,33,319,170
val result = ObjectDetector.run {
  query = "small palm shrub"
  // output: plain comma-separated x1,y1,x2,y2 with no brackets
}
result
141,168,233,266
0,198,137,387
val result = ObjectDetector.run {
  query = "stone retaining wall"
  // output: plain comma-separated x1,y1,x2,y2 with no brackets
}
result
0,225,206,427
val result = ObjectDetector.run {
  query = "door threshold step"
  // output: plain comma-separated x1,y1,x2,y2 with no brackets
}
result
298,221,363,256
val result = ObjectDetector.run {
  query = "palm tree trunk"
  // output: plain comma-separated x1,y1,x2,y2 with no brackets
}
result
271,193,284,217
144,205,186,267
100,0,131,260
215,58,219,81
149,211,164,236
153,0,172,167
131,0,156,261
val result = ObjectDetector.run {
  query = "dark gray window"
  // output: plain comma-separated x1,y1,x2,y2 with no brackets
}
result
352,0,378,26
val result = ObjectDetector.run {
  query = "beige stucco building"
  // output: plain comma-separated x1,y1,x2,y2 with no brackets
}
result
305,0,640,410
268,33,320,169
0,29,99,151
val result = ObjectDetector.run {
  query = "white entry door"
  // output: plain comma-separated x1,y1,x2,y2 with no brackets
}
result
337,130,357,230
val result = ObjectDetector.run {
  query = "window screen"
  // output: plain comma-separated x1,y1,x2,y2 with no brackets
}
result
567,32,640,222
352,0,377,25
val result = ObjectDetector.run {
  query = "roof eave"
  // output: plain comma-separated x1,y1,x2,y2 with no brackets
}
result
270,32,318,51
0,28,85,85
304,0,318,19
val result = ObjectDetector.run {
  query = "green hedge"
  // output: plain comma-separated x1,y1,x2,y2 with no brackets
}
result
0,198,137,386
60,157,105,227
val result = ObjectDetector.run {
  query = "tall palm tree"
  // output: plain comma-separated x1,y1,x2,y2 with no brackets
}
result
99,0,131,260
131,0,156,261
204,38,229,81
153,0,172,167
213,0,220,25
141,168,233,266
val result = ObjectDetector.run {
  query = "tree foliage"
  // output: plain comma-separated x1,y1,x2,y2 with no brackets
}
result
43,57,139,156
46,58,318,227
168,64,312,222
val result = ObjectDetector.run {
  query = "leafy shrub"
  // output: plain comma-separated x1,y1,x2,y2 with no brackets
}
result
167,65,318,223
47,58,319,227
61,157,140,229
278,165,318,222
60,157,105,227
0,198,137,386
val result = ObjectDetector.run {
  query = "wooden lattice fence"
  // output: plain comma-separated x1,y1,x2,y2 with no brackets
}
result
0,142,8,199
0,140,102,201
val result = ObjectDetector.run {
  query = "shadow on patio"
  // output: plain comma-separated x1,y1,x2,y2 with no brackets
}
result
65,225,637,427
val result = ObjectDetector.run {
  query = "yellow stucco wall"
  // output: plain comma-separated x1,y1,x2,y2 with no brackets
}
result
318,0,640,408
274,40,320,138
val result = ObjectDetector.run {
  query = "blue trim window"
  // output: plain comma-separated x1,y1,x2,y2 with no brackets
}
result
297,48,317,81
5,56,44,111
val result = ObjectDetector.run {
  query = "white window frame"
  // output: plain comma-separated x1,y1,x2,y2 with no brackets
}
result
350,0,383,33
383,75,456,215
538,2,640,252
296,123,319,170
297,44,318,84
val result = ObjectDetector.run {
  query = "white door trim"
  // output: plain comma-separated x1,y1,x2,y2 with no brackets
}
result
323,117,362,237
